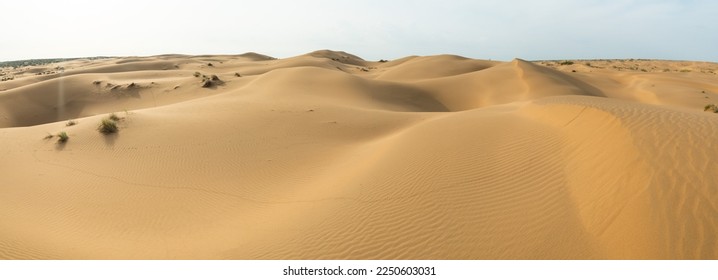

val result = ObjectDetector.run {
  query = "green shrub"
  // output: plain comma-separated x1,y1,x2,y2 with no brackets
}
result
559,60,574,65
57,132,69,143
98,118,118,134
108,113,121,121
66,120,77,126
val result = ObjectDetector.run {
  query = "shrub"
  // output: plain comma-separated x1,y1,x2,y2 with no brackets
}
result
234,72,241,77
559,60,574,65
66,120,77,126
193,72,201,77
207,63,214,67
108,113,121,121
704,104,718,113
379,59,388,63
57,132,69,143
98,118,118,134
201,75,223,88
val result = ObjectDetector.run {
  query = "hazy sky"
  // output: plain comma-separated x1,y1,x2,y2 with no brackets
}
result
1,0,716,62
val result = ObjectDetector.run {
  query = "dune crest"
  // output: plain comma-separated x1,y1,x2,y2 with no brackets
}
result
1,52,717,259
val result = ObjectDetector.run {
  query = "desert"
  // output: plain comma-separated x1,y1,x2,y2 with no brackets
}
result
1,50,717,259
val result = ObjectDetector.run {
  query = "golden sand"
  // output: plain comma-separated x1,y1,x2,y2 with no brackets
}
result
1,51,717,259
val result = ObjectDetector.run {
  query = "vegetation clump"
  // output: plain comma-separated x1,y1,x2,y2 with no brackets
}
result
98,118,118,134
66,120,77,126
201,75,222,88
559,60,574,65
108,113,122,121
57,132,69,143
704,104,718,113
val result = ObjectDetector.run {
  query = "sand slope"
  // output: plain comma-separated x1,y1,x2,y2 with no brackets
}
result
1,51,717,259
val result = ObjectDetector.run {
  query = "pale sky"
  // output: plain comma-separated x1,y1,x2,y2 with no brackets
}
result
1,0,716,62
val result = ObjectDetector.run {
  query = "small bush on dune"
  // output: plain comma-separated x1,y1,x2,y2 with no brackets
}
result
559,60,574,65
108,113,121,121
57,132,69,143
98,118,118,134
704,104,718,113
66,120,77,126
201,75,222,88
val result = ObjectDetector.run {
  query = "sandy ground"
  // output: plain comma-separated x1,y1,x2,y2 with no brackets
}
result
1,51,717,259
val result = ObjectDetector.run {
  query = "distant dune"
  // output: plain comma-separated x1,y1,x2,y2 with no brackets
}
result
1,51,717,259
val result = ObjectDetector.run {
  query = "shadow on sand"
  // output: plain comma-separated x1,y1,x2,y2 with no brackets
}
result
101,132,119,148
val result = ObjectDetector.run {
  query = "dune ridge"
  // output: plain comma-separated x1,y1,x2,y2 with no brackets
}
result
1,50,717,259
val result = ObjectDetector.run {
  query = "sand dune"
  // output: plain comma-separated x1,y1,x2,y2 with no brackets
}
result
1,51,717,259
